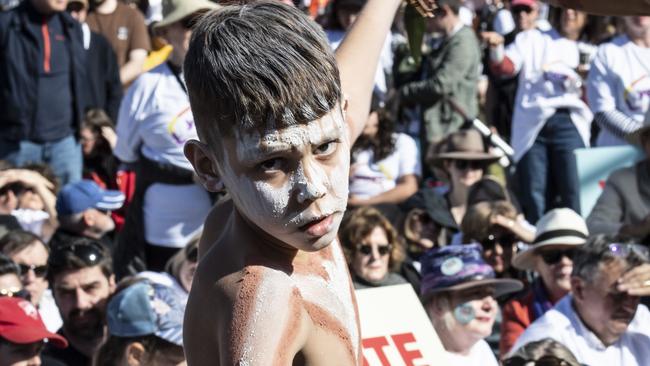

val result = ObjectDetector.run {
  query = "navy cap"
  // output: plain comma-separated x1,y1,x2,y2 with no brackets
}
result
107,281,185,346
420,244,523,301
56,180,125,216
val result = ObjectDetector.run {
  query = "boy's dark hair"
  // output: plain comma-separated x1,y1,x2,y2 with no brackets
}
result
185,1,342,155
47,238,113,284
0,230,48,256
0,253,20,277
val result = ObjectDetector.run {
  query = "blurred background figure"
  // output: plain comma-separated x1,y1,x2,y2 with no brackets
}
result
95,279,186,366
420,244,522,365
504,338,581,366
340,207,407,289
0,254,25,299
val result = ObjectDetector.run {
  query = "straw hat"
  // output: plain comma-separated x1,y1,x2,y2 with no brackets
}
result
512,208,588,270
154,0,220,30
625,109,650,146
434,129,500,162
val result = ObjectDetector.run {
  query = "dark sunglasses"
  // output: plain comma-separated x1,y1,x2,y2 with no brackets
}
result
49,241,105,268
357,244,392,257
540,248,576,265
18,263,48,278
453,160,486,171
481,233,518,251
504,355,571,366
186,246,198,263
512,5,534,14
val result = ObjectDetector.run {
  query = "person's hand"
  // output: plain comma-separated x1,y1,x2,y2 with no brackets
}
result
491,214,535,243
405,0,437,17
101,126,118,149
0,169,54,192
480,31,505,48
617,264,650,296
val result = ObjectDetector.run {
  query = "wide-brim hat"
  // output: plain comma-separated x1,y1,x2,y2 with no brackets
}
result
434,129,500,162
154,0,220,30
512,208,588,270
420,243,523,303
625,109,650,146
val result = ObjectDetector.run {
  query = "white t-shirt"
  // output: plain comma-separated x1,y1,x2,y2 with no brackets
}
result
506,29,593,162
587,35,650,146
446,339,499,366
349,133,421,199
510,295,650,366
39,289,62,333
115,63,211,247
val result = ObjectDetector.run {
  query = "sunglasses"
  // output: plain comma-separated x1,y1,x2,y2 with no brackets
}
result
0,286,30,299
453,160,486,171
511,5,534,14
480,233,518,251
504,355,571,366
186,246,198,263
18,263,48,278
357,244,392,257
49,241,105,268
540,249,576,265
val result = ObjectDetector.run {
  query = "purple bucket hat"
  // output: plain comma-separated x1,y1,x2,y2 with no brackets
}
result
420,244,523,301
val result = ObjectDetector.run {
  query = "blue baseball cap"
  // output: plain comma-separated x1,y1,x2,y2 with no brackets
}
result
106,281,185,346
56,180,125,216
420,244,523,301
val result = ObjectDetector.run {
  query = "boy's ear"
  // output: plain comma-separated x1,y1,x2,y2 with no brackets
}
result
184,139,224,192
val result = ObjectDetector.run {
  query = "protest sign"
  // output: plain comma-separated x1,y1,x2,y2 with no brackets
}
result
356,284,448,366
575,146,642,217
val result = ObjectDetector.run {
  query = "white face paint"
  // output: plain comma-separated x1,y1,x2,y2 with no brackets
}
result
218,107,349,251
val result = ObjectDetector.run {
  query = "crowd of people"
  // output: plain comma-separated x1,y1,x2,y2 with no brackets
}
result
0,0,649,365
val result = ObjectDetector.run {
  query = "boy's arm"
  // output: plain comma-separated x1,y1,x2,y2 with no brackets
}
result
545,0,650,15
335,0,403,144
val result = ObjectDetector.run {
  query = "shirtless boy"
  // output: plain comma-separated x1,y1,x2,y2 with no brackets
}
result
181,1,407,365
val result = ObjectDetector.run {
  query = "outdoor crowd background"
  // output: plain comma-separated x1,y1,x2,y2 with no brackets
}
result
0,0,649,365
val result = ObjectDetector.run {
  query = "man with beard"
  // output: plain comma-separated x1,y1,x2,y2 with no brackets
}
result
42,238,115,366
510,236,650,365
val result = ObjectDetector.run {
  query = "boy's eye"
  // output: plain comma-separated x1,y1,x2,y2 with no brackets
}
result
314,141,338,155
259,158,284,171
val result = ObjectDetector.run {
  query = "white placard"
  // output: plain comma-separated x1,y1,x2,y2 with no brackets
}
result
356,284,448,365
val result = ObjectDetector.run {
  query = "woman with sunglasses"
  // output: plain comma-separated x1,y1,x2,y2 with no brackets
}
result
429,129,500,228
113,0,219,278
339,207,407,289
500,208,588,355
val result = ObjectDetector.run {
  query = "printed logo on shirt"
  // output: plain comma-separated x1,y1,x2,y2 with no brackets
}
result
167,106,195,145
117,26,129,41
542,61,583,97
624,75,650,112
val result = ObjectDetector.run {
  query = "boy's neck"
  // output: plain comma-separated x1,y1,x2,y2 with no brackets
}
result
231,208,300,264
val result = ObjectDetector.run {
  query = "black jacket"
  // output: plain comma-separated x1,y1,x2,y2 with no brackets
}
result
86,30,122,122
0,1,89,142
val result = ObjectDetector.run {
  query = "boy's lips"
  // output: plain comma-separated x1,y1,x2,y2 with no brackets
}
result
300,214,334,237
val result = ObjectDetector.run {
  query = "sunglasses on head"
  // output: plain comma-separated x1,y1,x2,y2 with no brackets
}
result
607,243,650,260
0,286,30,299
357,244,392,257
453,160,486,171
49,241,105,268
504,355,572,366
512,5,534,14
18,263,48,278
481,233,518,251
540,248,576,265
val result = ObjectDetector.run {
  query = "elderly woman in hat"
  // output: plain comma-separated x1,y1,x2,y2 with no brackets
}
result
113,0,218,276
431,129,500,227
499,208,588,355
421,244,523,365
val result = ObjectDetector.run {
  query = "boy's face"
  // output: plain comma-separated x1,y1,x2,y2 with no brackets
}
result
215,107,349,252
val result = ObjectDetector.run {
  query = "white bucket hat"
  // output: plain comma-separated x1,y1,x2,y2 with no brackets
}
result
153,0,220,30
512,208,588,270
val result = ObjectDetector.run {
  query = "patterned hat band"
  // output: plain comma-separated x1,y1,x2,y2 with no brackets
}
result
420,262,495,295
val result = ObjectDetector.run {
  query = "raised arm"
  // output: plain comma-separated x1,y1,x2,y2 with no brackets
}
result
545,0,650,15
335,0,403,143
